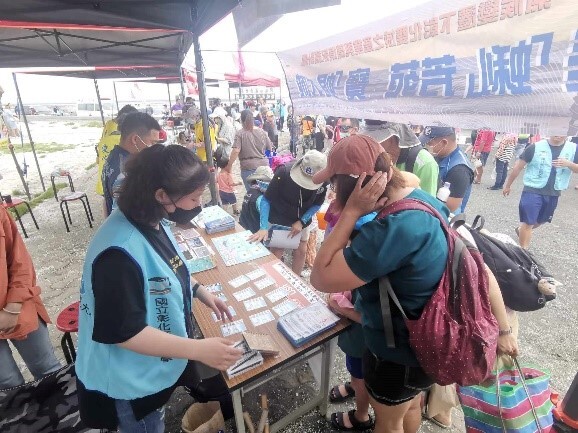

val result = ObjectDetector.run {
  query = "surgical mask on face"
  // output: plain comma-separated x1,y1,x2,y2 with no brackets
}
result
340,132,351,139
167,205,202,225
135,135,151,151
427,140,447,157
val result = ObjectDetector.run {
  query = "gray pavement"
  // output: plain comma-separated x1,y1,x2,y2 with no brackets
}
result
2,128,576,432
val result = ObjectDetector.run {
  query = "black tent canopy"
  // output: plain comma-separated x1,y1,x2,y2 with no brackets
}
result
0,1,243,202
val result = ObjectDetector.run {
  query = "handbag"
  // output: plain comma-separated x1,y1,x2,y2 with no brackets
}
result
457,357,554,433
0,364,91,433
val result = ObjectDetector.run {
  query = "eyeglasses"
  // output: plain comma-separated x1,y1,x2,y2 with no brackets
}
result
339,125,352,132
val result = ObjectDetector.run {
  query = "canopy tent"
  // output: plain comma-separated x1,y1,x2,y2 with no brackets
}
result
0,1,244,203
278,0,578,137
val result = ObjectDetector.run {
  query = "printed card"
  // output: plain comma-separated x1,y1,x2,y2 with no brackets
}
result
272,299,299,317
232,287,256,302
220,319,247,337
229,275,251,288
265,287,288,303
246,269,267,281
254,277,276,291
248,310,276,327
243,296,267,312
211,306,237,322
205,283,223,293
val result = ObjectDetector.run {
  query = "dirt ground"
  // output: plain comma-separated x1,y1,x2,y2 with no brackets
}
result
1,118,576,433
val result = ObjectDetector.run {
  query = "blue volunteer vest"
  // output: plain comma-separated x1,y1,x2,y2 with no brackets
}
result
438,147,474,214
76,209,190,400
523,140,577,190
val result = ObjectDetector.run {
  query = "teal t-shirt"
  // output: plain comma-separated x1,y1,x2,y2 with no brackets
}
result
343,189,449,367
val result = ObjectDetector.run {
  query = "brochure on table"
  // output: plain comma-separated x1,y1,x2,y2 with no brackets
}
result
172,227,217,274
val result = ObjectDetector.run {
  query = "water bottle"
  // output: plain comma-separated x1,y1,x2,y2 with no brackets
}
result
437,182,451,202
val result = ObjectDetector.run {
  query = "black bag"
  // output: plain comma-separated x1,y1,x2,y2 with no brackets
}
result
452,215,555,312
0,364,91,433
397,144,423,173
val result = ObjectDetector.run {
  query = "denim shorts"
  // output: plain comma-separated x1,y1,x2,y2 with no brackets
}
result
519,191,559,225
362,351,433,406
219,191,237,205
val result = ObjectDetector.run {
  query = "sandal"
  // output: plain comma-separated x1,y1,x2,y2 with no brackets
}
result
422,413,452,429
331,410,374,431
329,382,355,403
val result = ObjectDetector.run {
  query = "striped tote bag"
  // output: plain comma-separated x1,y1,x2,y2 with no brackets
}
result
457,358,554,433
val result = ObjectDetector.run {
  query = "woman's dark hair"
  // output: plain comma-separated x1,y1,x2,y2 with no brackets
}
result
115,104,138,127
240,109,253,125
117,144,209,226
333,152,407,211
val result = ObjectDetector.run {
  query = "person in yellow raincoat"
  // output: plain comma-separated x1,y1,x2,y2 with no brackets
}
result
95,105,137,195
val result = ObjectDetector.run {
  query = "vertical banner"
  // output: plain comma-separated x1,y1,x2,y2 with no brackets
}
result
183,68,199,95
278,0,578,135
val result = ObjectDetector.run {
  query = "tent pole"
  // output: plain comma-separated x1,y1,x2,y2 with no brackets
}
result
12,73,45,192
167,82,172,107
9,145,32,200
192,33,218,205
93,78,106,127
179,67,186,102
113,81,120,114
228,86,232,105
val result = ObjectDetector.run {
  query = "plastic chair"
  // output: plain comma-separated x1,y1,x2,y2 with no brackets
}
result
0,193,39,238
55,301,79,364
51,170,94,232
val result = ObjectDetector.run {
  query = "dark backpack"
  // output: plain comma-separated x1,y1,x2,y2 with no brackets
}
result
378,199,498,386
397,145,423,173
451,215,555,312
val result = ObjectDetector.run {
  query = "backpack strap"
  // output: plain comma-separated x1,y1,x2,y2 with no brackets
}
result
379,277,408,349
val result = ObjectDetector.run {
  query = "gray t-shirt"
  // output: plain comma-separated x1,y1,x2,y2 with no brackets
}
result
233,128,272,170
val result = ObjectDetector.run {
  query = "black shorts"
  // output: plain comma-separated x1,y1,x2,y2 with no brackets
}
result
362,351,433,406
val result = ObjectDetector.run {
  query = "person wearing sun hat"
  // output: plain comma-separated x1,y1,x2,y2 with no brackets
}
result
361,120,439,196
256,150,328,275
310,134,517,433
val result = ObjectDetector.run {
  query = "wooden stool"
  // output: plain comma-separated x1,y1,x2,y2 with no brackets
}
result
1,195,39,238
51,171,94,232
56,301,79,364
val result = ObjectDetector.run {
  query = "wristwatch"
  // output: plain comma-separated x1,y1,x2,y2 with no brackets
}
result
499,327,512,336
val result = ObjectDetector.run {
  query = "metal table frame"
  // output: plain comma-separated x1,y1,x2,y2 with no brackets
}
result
231,340,333,433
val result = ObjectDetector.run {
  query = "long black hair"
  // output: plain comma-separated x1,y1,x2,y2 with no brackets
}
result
117,144,209,226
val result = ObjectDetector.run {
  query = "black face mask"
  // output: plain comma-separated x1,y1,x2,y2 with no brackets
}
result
167,205,202,225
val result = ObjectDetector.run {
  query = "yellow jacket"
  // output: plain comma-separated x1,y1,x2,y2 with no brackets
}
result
194,121,216,162
96,119,120,195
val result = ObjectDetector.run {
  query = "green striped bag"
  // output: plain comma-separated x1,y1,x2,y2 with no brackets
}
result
457,358,554,433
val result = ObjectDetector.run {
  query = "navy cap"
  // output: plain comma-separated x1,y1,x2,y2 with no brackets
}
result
419,126,455,145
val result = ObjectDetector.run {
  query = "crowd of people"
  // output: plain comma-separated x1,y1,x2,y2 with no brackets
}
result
1,86,577,433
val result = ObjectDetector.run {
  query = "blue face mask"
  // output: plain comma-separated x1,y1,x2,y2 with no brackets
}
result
257,180,270,191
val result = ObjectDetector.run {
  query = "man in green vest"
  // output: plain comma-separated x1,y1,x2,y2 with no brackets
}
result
503,135,578,249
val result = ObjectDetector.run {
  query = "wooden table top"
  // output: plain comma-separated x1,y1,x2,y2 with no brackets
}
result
190,223,350,391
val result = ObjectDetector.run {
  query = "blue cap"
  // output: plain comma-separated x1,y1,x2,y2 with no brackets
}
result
419,126,455,145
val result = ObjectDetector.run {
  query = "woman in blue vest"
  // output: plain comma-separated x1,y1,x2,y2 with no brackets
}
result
76,144,243,432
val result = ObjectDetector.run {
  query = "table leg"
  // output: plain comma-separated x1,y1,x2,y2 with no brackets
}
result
318,341,332,417
232,389,246,433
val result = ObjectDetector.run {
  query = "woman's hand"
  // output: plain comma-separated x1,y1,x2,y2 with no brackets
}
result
195,338,244,370
343,172,389,217
497,334,519,357
201,294,234,321
289,220,304,238
248,229,269,243
0,310,19,335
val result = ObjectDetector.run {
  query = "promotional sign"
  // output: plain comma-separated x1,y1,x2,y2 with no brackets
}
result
278,0,578,135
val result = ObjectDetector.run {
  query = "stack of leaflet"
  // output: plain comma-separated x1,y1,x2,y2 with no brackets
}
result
226,340,264,378
277,302,340,347
194,205,235,234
